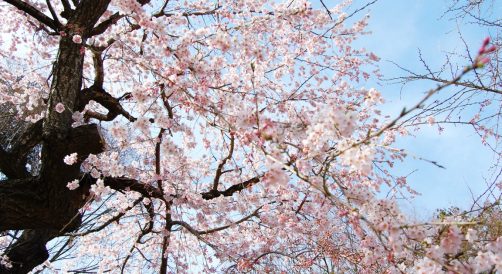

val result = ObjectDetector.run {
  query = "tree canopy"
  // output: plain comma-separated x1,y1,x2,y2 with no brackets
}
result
0,0,500,273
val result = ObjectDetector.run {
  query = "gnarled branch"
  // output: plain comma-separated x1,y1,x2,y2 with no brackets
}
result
78,86,136,122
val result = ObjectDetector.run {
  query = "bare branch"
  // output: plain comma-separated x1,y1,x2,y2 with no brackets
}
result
67,198,142,236
330,64,478,159
154,0,170,17
319,0,333,20
404,75,502,95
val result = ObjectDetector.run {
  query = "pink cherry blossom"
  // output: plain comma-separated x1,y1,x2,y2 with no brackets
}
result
66,179,80,190
63,153,78,165
0,1,499,273
427,115,435,125
54,102,65,113
72,34,82,44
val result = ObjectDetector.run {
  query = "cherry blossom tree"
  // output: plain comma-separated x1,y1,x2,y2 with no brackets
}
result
0,0,500,273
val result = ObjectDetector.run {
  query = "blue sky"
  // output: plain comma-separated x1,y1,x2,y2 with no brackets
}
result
348,0,499,218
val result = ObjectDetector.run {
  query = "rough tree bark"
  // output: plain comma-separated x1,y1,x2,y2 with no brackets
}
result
0,1,112,272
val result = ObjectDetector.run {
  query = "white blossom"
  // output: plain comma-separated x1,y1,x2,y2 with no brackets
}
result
66,179,80,190
72,34,82,44
64,153,78,165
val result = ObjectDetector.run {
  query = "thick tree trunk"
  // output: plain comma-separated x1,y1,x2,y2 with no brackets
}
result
38,0,111,232
0,1,114,273
0,124,104,231
41,124,105,230
0,124,104,273
0,178,49,230
42,38,85,141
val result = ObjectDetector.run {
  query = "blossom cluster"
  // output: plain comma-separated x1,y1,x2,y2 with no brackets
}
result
0,0,499,273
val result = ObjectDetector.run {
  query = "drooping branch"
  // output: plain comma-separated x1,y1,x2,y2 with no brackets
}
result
67,198,143,236
171,205,262,236
121,208,156,273
329,63,481,159
115,201,156,272
4,0,60,31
